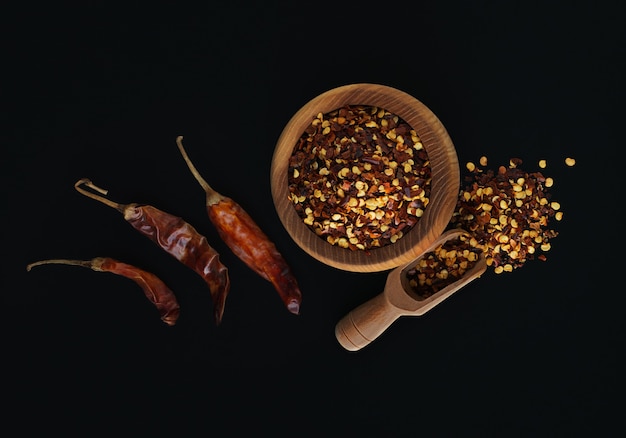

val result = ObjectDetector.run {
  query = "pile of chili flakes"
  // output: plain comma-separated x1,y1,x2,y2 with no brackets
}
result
406,156,573,297
288,105,431,251
447,157,565,274
405,235,482,299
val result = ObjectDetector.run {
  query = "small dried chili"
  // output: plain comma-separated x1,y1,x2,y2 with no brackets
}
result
26,257,180,326
74,178,230,325
176,136,302,315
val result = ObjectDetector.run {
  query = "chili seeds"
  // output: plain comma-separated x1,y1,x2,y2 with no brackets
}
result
448,157,565,274
288,105,432,251
405,235,482,299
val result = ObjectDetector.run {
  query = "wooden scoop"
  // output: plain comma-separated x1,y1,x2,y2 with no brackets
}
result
335,229,487,351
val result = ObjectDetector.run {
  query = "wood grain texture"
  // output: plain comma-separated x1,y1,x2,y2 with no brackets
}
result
270,83,460,272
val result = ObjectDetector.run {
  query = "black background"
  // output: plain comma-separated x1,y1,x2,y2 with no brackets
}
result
4,1,623,435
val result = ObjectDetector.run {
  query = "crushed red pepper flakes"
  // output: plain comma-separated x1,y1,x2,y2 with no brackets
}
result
447,156,565,274
405,234,482,298
288,104,432,251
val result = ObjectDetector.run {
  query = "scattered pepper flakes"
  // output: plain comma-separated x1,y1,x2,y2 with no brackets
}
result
509,158,522,168
479,156,488,167
448,157,562,273
565,157,576,166
539,159,547,168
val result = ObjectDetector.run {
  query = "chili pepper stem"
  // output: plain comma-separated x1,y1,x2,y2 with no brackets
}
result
27,258,98,272
176,136,224,206
74,178,126,213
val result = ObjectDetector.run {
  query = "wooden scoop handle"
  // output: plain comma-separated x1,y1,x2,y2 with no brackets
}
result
334,292,404,351
335,230,487,351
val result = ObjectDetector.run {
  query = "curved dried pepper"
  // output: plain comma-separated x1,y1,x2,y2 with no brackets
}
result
74,178,230,325
176,136,302,314
26,257,180,326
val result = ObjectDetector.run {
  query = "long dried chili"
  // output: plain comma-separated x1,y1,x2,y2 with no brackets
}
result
26,257,180,326
175,136,302,315
74,178,230,325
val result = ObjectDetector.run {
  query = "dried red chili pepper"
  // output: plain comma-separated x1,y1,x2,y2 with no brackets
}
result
26,257,180,326
74,178,230,325
176,136,302,315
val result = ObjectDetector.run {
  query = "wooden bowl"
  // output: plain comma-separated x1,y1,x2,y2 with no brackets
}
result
270,83,460,272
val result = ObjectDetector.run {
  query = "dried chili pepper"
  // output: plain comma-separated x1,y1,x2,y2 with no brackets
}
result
26,257,180,326
74,178,230,325
175,136,302,315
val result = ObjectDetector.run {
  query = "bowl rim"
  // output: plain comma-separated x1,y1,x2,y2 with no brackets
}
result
270,83,460,273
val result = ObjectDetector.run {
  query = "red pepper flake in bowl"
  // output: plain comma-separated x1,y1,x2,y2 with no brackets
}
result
287,105,432,251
